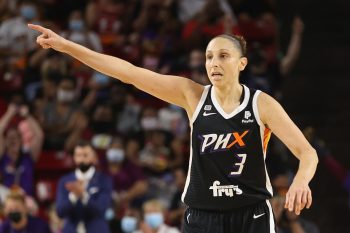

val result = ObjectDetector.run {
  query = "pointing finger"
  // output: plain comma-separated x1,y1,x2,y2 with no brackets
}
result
28,24,48,34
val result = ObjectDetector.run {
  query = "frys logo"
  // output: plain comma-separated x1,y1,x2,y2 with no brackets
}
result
199,130,249,153
209,180,242,197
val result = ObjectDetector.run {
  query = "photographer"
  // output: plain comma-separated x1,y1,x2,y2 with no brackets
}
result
0,102,44,195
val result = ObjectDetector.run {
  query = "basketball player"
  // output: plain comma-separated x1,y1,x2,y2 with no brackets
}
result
28,24,318,233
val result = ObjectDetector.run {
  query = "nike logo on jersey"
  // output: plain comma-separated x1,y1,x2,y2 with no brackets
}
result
199,130,249,153
253,213,265,219
203,111,217,116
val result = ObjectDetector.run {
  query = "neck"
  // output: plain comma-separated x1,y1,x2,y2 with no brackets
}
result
213,82,242,105
12,215,27,230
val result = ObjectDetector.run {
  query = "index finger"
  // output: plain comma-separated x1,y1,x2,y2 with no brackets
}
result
28,24,48,34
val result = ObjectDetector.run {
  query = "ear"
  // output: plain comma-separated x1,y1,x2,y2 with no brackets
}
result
239,57,248,71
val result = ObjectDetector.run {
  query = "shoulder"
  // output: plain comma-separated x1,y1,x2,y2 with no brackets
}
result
255,92,282,124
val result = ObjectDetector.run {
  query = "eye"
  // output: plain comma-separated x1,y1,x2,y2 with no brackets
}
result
220,53,228,59
206,54,213,60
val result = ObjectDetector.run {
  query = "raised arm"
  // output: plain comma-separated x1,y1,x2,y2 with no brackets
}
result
0,104,17,156
280,16,304,76
257,92,318,215
28,24,203,118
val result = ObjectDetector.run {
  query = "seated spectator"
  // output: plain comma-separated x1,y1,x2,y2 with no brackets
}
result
105,137,148,210
167,167,187,229
62,10,102,53
243,16,304,95
90,103,115,150
271,194,319,233
107,202,142,233
39,75,88,151
0,190,50,233
232,0,278,63
135,199,180,233
47,203,64,233
0,103,43,195
56,141,113,233
0,0,41,67
119,205,142,233
182,0,240,50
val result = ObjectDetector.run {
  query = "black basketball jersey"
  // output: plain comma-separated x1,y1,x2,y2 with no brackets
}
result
182,85,273,210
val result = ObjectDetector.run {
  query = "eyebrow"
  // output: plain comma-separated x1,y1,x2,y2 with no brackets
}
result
206,49,231,53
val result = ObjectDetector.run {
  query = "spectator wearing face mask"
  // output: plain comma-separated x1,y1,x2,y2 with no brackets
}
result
55,140,113,233
0,0,41,66
0,190,50,233
62,10,102,53
135,199,179,233
107,203,141,233
0,103,43,196
105,137,148,212
39,75,88,151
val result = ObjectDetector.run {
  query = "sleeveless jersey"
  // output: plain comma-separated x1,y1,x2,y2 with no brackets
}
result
181,85,273,210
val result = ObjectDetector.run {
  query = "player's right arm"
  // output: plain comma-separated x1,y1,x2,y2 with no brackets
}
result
28,24,203,118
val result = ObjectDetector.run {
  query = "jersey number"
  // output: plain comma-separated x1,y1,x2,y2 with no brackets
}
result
230,153,247,175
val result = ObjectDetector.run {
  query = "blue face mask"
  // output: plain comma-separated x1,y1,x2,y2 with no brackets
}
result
104,208,115,221
106,148,125,163
144,212,163,229
20,6,36,20
121,216,138,233
69,20,84,31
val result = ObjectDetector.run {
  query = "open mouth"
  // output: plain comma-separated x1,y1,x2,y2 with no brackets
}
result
211,72,223,78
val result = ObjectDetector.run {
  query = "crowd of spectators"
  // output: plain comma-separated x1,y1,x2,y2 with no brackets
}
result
0,0,325,233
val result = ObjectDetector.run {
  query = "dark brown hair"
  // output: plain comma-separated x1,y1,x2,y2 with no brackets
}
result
214,34,247,57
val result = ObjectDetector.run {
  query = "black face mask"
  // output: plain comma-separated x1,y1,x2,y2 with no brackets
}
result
78,163,93,173
8,211,22,223
91,121,114,134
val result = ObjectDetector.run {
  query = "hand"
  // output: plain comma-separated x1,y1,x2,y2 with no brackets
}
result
28,24,68,52
7,104,18,116
292,16,304,35
284,178,312,215
19,105,29,117
65,181,85,197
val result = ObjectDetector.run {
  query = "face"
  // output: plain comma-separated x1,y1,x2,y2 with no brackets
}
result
73,146,96,166
205,37,247,87
5,129,22,156
4,199,26,217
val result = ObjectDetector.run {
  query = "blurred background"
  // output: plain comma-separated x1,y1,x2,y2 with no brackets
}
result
0,0,349,233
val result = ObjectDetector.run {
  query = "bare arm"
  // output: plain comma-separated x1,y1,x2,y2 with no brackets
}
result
280,17,304,76
25,115,44,161
28,24,203,118
0,104,17,156
258,92,318,215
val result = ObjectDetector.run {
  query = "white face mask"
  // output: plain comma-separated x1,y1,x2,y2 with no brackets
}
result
106,148,125,162
57,89,75,103
140,117,158,130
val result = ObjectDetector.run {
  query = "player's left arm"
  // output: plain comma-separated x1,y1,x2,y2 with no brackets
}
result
257,92,318,215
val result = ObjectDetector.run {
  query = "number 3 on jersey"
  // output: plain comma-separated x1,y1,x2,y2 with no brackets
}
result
230,153,247,175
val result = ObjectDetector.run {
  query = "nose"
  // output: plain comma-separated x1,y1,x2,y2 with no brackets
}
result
209,56,219,67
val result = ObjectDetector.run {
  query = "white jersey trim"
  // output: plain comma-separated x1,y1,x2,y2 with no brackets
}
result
254,90,273,196
181,126,193,203
252,90,263,126
211,85,250,119
190,85,210,125
266,200,276,233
